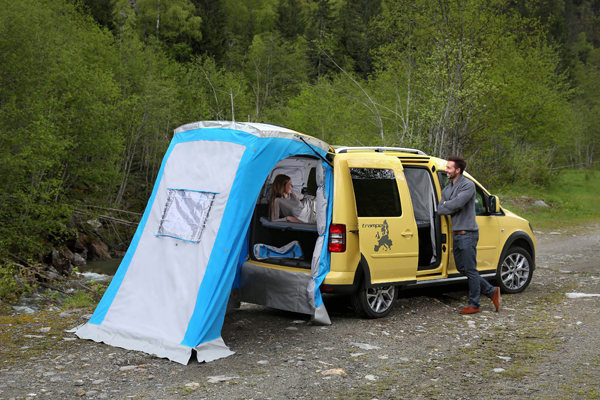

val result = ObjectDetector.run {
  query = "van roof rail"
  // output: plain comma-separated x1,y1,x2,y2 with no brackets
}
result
333,146,427,155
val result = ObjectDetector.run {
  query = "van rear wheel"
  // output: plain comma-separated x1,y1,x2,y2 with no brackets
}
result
352,284,398,318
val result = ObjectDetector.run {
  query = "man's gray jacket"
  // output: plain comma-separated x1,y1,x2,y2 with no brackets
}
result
437,174,479,232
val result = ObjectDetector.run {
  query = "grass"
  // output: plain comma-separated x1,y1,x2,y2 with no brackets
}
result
61,291,96,309
493,169,600,230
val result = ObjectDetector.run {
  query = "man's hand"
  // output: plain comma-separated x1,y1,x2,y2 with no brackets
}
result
286,216,302,223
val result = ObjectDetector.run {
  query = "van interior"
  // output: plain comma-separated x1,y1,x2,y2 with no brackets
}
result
248,157,443,272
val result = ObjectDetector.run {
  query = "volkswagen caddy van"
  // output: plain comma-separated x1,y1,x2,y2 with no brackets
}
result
242,145,536,319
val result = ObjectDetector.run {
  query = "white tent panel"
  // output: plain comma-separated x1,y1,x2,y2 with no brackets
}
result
100,140,245,343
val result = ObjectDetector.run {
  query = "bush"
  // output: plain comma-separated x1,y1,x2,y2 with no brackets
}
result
0,263,29,302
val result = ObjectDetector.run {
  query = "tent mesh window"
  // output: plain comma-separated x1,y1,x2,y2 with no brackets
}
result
156,189,216,242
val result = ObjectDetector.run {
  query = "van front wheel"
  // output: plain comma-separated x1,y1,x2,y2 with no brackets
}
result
497,246,533,294
352,284,398,318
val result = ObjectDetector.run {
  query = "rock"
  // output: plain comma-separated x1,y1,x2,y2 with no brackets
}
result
533,200,549,207
566,293,600,298
119,366,137,371
321,369,346,376
365,375,377,381
44,266,62,281
87,219,102,230
350,343,381,350
72,253,86,267
90,239,111,261
257,360,269,365
39,327,51,333
92,380,104,385
111,250,127,258
493,368,505,373
185,382,199,389
76,389,86,396
62,248,75,261
74,380,84,386
206,375,237,383
52,250,72,273
285,327,298,330
497,356,511,361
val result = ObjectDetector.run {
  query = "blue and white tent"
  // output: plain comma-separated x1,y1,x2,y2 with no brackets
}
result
73,121,333,364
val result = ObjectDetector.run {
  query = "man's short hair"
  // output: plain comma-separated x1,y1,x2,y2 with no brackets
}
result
447,156,467,174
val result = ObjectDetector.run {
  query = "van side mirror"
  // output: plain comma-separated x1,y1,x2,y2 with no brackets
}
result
489,195,501,214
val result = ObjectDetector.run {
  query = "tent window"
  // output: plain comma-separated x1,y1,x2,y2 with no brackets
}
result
157,189,216,243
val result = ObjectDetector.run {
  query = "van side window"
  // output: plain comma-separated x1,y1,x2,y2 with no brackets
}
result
350,168,402,217
474,184,486,216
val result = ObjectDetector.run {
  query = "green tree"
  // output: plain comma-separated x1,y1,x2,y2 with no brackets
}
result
338,0,383,78
0,0,122,260
246,32,309,121
191,0,228,62
305,0,341,80
277,0,307,40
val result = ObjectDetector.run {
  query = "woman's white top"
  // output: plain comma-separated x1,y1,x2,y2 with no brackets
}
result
272,191,316,224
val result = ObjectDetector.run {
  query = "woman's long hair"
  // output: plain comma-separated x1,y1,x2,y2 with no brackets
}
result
269,174,290,220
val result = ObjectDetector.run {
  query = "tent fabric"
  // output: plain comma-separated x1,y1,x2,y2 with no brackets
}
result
73,121,332,364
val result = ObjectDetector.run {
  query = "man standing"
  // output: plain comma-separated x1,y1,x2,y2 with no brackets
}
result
438,156,501,314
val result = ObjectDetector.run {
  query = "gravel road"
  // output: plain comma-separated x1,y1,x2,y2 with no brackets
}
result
1,223,599,400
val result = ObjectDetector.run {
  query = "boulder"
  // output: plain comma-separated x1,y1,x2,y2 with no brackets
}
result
533,200,549,208
87,219,102,230
73,235,87,253
72,253,86,266
61,248,74,262
51,250,71,273
43,266,61,281
90,239,111,260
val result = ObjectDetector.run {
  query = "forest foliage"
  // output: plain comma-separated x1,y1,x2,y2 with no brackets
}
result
0,0,599,263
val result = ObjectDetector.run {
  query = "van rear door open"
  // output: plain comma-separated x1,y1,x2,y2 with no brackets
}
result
346,157,419,285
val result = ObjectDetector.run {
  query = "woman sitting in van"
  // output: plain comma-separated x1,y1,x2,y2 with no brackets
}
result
270,174,317,224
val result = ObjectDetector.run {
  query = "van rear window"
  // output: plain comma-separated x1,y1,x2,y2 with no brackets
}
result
350,168,402,217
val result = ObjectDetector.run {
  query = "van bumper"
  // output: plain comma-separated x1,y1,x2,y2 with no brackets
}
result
319,284,356,295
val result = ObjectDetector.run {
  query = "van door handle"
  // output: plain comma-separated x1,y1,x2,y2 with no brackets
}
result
401,231,413,237
349,230,359,234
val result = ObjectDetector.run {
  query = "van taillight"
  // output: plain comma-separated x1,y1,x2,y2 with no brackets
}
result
328,224,346,252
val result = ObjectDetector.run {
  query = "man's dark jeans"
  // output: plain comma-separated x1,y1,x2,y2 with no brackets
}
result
453,231,495,309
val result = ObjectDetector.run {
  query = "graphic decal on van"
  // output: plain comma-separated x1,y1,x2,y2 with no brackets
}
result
374,220,393,251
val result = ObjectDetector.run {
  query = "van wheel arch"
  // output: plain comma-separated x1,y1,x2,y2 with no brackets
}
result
351,254,397,318
351,254,371,293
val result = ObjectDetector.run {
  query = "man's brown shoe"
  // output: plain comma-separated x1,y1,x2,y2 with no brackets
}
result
460,306,480,314
492,287,502,312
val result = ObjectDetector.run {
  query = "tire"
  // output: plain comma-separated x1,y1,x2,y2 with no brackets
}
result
352,283,398,318
496,246,533,294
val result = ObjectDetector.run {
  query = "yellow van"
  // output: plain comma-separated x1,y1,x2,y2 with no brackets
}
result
242,145,536,319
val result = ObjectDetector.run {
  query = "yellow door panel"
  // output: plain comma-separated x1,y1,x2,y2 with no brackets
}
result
347,157,419,284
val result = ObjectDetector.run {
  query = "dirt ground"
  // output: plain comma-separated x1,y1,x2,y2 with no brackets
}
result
1,222,599,400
